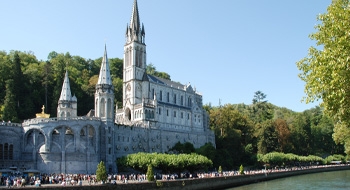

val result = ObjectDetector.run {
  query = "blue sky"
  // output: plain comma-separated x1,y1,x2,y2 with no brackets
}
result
1,0,331,112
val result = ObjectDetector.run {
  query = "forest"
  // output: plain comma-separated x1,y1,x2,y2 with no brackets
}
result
0,50,345,170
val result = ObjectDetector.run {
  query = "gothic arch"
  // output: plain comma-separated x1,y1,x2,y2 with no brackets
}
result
100,98,106,117
107,98,112,118
24,129,46,152
125,107,131,121
79,125,96,153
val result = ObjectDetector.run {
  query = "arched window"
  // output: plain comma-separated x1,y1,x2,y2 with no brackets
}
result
129,48,132,66
135,47,139,66
80,129,85,136
4,143,8,160
107,98,112,118
139,48,143,67
0,144,3,160
100,98,105,117
9,144,13,160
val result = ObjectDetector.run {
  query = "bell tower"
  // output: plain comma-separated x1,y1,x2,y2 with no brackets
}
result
123,0,147,115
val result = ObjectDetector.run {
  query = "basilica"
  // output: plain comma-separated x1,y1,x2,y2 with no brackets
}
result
0,0,215,174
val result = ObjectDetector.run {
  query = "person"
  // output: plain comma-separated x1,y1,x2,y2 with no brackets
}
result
6,178,11,189
21,178,26,187
35,178,41,187
61,180,66,186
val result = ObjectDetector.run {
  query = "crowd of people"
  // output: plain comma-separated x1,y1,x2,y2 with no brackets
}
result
0,163,347,188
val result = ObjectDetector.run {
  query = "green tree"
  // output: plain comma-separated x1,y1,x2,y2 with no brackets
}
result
146,63,171,80
169,142,195,154
96,161,107,183
250,91,273,124
2,79,18,122
218,165,222,174
239,164,244,175
256,120,279,154
146,164,155,182
196,142,216,162
296,0,350,154
252,91,267,104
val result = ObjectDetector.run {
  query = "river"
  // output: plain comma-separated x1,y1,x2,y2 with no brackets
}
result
227,169,350,190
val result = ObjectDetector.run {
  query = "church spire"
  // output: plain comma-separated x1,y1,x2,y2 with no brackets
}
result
59,70,72,101
127,0,145,43
130,0,140,32
57,70,77,118
97,44,112,85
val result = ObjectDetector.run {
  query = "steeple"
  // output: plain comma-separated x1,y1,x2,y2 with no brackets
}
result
59,70,72,101
57,70,77,118
126,0,145,43
97,44,112,85
130,0,140,32
95,45,114,121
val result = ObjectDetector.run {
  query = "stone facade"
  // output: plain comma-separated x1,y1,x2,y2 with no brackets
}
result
0,0,215,175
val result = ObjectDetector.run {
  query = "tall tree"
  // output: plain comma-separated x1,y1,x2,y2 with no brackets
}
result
250,91,273,124
12,52,26,120
96,161,107,183
296,0,350,154
256,120,279,154
1,79,18,122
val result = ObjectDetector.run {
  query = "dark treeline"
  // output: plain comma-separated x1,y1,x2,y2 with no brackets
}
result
0,50,344,170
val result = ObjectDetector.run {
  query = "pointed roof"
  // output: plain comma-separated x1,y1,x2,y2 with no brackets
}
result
97,44,112,85
130,0,140,31
59,70,72,101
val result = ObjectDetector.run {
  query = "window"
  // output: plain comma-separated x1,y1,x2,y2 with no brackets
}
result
160,91,163,101
167,109,169,116
152,88,155,98
4,143,8,160
9,145,13,160
159,108,161,115
167,92,170,102
181,96,184,105
174,111,177,117
174,94,177,104
181,112,183,118
0,144,2,160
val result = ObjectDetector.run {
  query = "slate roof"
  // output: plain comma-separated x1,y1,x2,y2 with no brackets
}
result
147,74,186,90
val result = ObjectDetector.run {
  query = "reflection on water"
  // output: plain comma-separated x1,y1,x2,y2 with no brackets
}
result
227,170,350,190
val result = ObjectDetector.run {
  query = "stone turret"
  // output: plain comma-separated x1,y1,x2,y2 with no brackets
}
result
57,70,77,118
95,45,114,122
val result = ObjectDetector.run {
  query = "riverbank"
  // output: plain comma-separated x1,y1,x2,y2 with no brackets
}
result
2,165,349,190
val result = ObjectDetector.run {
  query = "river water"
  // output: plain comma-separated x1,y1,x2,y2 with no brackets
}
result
227,169,350,190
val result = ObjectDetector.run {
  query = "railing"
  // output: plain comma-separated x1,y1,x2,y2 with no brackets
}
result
22,116,101,126
0,122,22,127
